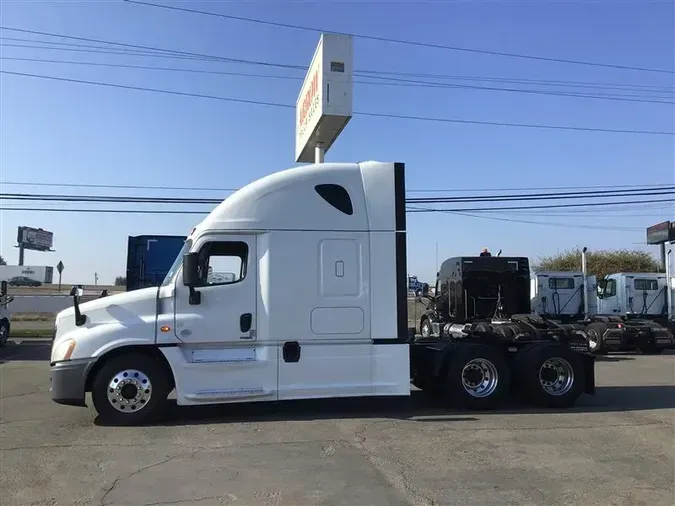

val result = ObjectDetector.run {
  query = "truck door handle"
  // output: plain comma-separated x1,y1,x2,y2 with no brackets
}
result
240,313,252,333
283,341,301,363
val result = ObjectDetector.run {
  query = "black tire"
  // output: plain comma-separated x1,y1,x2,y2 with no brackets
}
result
584,322,607,354
91,352,171,426
514,344,585,409
0,319,9,348
420,318,432,338
443,343,511,410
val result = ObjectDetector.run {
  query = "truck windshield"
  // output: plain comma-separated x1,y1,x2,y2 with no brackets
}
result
161,239,192,287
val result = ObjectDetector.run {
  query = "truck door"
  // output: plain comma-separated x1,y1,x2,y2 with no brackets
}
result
174,235,257,344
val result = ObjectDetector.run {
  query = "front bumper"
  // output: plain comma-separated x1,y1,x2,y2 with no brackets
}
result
50,357,97,407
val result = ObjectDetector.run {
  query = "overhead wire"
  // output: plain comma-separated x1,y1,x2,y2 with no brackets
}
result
123,0,675,74
1,180,671,194
2,186,673,205
5,69,672,135
2,32,673,98
3,55,671,105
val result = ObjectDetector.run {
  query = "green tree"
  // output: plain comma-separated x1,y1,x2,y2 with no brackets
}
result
114,276,126,286
534,248,661,280
0,255,6,265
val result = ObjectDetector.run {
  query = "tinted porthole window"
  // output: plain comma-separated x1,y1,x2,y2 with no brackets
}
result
315,184,354,215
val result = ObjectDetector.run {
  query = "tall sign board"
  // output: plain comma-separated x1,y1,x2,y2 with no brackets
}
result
646,221,674,245
295,33,354,163
17,226,54,251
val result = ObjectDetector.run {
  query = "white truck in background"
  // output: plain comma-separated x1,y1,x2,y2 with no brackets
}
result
531,249,674,354
49,161,595,425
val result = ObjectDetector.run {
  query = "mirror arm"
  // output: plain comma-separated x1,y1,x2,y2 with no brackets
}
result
188,286,201,305
73,294,87,326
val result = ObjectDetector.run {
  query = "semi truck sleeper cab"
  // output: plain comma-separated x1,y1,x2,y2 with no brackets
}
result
50,161,595,425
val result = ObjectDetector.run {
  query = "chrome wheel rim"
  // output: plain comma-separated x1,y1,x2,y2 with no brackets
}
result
587,329,600,351
461,358,499,398
106,369,152,413
0,324,8,344
539,358,575,396
421,321,431,337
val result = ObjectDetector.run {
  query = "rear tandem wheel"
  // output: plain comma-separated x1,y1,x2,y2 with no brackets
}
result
513,344,586,408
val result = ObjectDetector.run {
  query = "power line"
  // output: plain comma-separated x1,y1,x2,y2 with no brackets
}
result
4,55,671,105
5,69,672,135
440,211,643,232
3,187,673,205
0,207,207,214
0,26,306,70
407,187,675,203
406,198,675,212
3,29,672,96
1,180,670,194
2,193,671,212
123,0,675,75
0,205,651,232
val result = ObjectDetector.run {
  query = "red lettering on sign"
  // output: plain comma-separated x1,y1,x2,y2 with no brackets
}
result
299,69,320,129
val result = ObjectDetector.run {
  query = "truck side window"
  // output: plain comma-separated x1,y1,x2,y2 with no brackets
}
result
549,277,574,289
634,278,658,291
196,241,248,287
604,279,617,297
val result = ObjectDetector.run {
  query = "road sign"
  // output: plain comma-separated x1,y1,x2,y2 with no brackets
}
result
56,261,64,292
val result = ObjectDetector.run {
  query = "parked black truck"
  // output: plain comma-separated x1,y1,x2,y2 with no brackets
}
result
410,255,595,409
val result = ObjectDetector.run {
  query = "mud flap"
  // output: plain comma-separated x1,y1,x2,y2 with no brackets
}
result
582,353,596,395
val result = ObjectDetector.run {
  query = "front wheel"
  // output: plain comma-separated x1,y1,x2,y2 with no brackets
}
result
443,343,511,410
514,344,585,408
91,352,171,426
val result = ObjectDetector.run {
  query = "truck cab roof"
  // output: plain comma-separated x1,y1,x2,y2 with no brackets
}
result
193,161,405,235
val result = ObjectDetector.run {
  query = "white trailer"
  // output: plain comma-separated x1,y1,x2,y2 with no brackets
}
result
49,161,595,425
0,265,54,285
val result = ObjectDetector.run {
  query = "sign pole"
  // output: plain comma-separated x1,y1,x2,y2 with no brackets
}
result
315,143,325,164
58,272,62,292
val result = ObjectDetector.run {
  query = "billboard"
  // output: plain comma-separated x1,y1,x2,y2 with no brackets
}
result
295,33,354,163
646,221,674,245
17,226,54,252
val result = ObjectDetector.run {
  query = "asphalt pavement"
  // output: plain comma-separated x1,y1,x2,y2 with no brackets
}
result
1,342,674,506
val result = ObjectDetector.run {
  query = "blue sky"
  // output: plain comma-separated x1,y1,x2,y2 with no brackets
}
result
1,0,673,284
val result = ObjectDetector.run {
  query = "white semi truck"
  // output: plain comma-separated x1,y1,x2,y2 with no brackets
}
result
49,161,595,425
531,253,674,354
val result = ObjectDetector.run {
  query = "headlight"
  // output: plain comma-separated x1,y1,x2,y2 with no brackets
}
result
51,338,76,362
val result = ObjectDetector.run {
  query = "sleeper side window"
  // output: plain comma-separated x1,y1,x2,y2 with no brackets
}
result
315,184,354,215
549,277,575,290
634,278,658,291
196,241,248,287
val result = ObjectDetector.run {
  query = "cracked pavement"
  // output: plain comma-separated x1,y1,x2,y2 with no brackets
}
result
1,341,674,506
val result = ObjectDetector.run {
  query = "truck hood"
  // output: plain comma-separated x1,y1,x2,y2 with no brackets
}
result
55,286,159,333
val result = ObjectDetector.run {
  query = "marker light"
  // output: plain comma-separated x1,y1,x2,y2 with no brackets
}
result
52,339,76,362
